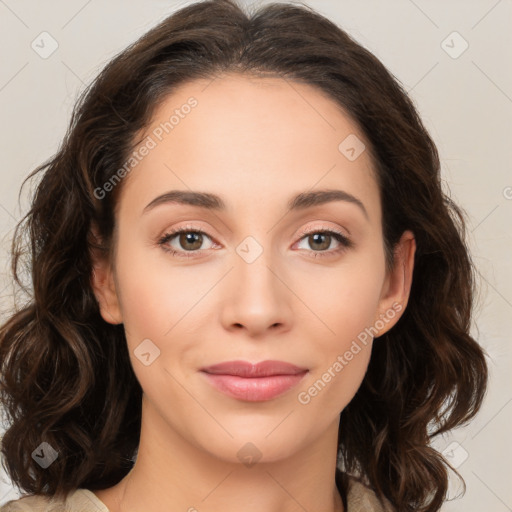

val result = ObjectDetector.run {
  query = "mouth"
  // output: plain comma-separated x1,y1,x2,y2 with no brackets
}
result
200,360,309,401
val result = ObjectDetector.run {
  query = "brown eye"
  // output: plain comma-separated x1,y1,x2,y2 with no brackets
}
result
307,232,332,251
177,231,203,251
296,229,352,256
158,228,216,257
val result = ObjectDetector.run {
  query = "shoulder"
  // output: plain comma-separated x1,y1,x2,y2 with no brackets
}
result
0,494,58,512
1,488,109,512
2,479,395,512
345,474,396,512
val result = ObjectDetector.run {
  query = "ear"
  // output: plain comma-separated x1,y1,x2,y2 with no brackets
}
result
89,223,123,325
374,230,416,337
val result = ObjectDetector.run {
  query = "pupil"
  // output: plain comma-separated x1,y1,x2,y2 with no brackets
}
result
311,233,329,250
181,232,202,250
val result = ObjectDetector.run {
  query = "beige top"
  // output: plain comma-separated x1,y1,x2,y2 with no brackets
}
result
1,476,395,511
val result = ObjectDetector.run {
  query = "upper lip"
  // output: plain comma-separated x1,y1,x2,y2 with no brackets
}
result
200,360,308,377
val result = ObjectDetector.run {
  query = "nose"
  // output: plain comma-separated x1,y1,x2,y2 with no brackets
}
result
219,244,292,337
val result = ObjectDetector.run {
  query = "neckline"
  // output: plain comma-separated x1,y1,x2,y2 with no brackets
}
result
74,488,111,511
81,471,355,512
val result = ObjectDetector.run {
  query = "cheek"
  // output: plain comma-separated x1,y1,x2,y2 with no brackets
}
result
296,249,386,341
293,251,385,410
113,237,216,394
296,285,376,419
113,237,209,341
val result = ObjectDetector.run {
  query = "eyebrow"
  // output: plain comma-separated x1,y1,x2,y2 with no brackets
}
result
142,188,368,219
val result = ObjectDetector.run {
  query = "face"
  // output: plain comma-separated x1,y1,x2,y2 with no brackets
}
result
92,73,414,464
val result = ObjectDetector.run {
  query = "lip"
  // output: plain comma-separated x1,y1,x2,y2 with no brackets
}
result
200,360,309,401
201,360,308,377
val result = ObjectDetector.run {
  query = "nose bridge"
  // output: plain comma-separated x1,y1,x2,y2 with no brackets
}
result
234,232,280,300
220,231,290,333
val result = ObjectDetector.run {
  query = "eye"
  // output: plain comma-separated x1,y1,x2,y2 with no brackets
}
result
294,228,353,258
158,226,217,258
157,225,353,259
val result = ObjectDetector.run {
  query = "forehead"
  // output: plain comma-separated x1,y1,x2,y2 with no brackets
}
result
117,73,380,221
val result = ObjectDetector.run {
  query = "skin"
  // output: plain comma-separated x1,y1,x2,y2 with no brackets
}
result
90,73,415,512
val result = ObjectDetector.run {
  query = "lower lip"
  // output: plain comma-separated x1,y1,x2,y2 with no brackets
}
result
201,371,308,401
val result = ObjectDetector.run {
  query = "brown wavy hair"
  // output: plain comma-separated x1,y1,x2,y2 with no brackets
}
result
0,0,488,510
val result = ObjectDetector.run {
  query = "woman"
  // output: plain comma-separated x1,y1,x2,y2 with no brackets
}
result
0,0,488,511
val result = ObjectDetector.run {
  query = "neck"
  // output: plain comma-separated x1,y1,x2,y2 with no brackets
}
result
95,396,344,512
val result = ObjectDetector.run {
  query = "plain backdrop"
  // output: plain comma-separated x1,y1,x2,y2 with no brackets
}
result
0,1,511,510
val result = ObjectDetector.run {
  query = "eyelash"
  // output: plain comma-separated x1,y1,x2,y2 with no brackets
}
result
157,225,353,259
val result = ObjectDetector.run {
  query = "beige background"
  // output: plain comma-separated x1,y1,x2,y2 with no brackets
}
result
0,0,511,510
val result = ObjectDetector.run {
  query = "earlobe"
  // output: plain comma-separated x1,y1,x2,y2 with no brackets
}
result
374,230,416,337
89,225,123,325
91,265,123,325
